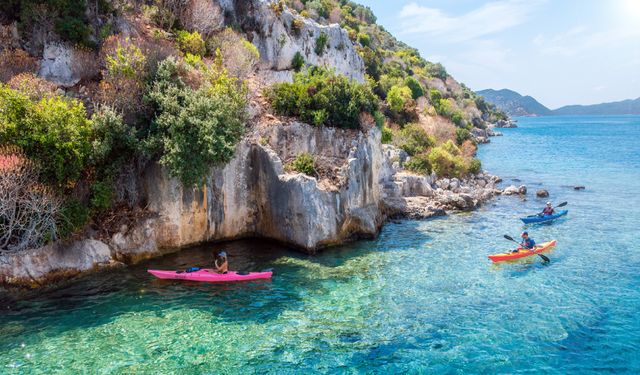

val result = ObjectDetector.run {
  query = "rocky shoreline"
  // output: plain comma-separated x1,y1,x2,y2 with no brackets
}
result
0,122,512,289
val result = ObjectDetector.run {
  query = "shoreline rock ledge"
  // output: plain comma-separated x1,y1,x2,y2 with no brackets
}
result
0,123,505,288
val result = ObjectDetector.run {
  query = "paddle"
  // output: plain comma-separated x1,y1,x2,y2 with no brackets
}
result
527,201,567,217
503,234,550,262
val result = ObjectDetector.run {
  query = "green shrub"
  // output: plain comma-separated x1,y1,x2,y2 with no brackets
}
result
455,128,472,145
451,111,465,127
0,85,92,188
381,126,393,144
315,32,328,55
58,199,90,239
266,67,378,129
441,140,460,155
90,179,114,213
373,110,385,128
15,0,95,48
397,123,435,156
357,32,371,47
90,106,138,176
288,153,316,176
429,89,443,103
435,98,453,117
386,85,412,112
105,38,147,79
291,51,305,71
176,30,206,56
146,57,248,186
428,146,466,178
426,62,447,80
405,152,432,175
404,76,424,99
467,158,482,175
184,52,203,67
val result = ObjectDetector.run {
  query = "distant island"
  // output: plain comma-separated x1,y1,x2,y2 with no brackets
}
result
477,88,640,117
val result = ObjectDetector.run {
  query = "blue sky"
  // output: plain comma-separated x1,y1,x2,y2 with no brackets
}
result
356,0,640,108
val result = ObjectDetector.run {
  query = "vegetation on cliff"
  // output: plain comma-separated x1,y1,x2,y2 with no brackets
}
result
0,0,503,253
0,1,256,251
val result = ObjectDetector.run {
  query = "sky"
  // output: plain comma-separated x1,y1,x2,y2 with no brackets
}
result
356,0,640,109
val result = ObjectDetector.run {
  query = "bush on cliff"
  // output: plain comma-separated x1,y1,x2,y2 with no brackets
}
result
288,152,316,176
396,123,435,156
0,85,92,188
266,67,378,129
405,152,432,175
146,56,247,186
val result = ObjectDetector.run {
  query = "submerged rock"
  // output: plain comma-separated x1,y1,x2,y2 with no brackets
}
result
536,189,549,198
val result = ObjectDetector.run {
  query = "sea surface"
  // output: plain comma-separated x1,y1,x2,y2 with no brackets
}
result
1,115,639,374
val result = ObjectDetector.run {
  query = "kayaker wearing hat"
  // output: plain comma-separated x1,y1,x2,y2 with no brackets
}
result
513,232,536,253
214,251,228,274
542,202,555,216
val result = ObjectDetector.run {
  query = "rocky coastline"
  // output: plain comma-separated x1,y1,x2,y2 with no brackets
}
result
0,0,514,288
0,121,511,288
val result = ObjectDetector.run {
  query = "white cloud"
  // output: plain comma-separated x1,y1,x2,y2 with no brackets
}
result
397,0,543,42
534,25,640,57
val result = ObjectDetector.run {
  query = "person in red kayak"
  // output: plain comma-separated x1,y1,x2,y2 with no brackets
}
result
542,202,555,216
513,231,537,253
214,251,228,274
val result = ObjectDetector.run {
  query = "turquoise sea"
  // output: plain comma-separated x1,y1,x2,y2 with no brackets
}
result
1,115,639,373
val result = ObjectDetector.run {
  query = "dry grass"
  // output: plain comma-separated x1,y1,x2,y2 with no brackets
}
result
7,73,57,100
0,49,38,83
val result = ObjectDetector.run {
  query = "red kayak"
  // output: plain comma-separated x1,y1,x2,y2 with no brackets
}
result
148,269,272,282
488,240,557,262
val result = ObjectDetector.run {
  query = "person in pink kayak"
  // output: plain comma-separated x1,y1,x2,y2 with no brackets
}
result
542,202,555,216
214,251,228,274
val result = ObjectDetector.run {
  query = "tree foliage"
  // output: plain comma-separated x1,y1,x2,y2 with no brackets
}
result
146,56,248,186
267,67,378,129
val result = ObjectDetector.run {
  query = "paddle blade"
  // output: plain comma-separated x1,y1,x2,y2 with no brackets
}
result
538,254,551,262
504,235,516,242
557,201,568,207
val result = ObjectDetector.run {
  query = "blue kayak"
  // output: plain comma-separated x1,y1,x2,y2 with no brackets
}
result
520,210,568,224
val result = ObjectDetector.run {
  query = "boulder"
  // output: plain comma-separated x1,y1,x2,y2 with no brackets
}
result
536,189,549,198
0,239,112,285
38,43,79,86
502,185,519,195
574,186,586,190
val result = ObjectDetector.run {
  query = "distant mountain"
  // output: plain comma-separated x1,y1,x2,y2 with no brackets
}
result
478,89,640,116
553,97,640,115
476,89,552,117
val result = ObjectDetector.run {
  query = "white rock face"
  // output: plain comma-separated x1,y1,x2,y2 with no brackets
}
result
38,43,79,86
112,122,383,254
0,239,111,285
245,0,365,81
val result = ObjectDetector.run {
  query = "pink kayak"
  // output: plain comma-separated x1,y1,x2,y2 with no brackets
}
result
147,269,272,282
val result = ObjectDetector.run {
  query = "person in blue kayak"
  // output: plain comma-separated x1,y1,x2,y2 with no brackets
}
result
542,202,555,216
214,251,228,274
513,231,536,253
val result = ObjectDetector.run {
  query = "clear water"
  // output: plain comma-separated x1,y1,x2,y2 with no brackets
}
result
1,115,639,373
